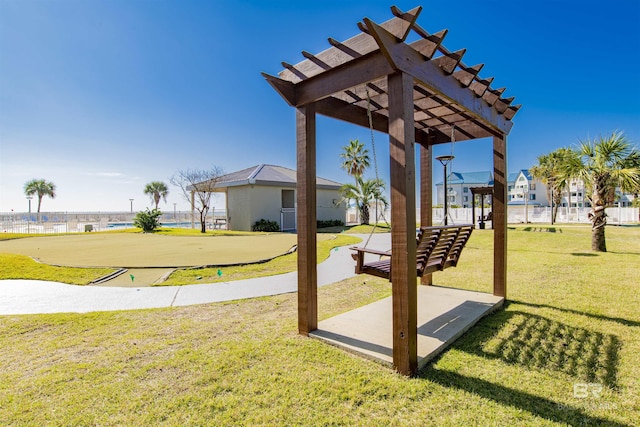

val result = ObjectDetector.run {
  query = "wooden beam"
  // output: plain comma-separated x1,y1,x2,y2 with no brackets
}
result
453,63,483,87
433,48,466,74
364,18,513,135
262,72,296,107
470,77,493,98
313,96,436,144
504,104,522,120
493,134,507,298
420,139,433,286
280,7,423,84
296,104,318,335
495,96,515,114
482,87,506,107
408,30,447,59
388,71,418,376
295,52,395,106
281,61,308,81
301,50,331,70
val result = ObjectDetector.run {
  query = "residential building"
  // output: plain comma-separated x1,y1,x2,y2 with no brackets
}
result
507,170,548,206
435,171,493,208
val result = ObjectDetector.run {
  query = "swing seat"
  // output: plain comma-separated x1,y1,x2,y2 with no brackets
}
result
350,225,474,280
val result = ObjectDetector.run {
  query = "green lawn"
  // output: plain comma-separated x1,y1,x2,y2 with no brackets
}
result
0,230,361,285
0,225,638,425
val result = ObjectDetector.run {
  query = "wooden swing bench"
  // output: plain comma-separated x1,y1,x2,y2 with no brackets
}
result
350,225,474,280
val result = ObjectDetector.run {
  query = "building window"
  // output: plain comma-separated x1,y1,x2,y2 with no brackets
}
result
463,187,468,193
530,194,536,201
530,183,536,190
464,196,468,202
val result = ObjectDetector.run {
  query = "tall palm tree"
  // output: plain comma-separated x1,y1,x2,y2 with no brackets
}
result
562,131,640,251
143,181,169,210
340,139,370,183
339,177,387,225
530,147,574,223
23,179,56,214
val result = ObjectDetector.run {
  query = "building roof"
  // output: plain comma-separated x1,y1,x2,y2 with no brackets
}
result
437,171,493,186
207,164,343,190
508,169,532,183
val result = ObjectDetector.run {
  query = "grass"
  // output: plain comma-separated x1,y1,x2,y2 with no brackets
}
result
0,253,115,285
159,234,361,285
0,226,638,425
0,232,360,285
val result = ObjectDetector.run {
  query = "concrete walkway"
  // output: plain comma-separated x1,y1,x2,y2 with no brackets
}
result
0,234,391,315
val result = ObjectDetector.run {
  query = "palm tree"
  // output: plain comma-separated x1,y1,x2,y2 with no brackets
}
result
340,139,370,183
339,177,387,225
530,147,574,223
143,181,169,210
23,179,56,214
562,131,640,251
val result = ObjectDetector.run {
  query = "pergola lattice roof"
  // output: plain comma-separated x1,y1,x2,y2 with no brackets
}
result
263,5,520,146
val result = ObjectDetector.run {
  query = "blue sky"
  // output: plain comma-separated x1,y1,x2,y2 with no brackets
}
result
1,0,639,212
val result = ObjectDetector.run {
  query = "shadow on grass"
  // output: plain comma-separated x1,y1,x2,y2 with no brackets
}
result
477,310,620,388
607,251,640,256
522,227,563,233
571,252,599,257
419,369,630,427
417,306,627,426
512,300,640,328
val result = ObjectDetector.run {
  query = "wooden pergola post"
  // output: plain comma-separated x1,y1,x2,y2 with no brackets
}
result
420,140,433,286
297,104,318,335
493,134,507,298
388,71,417,375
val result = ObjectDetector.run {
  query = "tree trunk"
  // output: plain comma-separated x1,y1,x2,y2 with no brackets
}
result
360,203,370,225
199,210,207,233
589,179,608,252
591,224,606,252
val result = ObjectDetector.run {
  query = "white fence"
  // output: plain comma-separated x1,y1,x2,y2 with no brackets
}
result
348,206,639,226
0,210,228,234
3,206,638,234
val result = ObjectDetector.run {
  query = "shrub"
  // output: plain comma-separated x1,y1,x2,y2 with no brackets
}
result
133,208,163,232
317,219,345,228
252,219,280,232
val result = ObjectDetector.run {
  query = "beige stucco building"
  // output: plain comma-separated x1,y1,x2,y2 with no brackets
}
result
206,164,346,231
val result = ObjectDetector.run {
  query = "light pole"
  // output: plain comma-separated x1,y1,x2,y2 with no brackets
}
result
436,155,455,225
26,196,33,233
173,203,177,224
129,198,134,214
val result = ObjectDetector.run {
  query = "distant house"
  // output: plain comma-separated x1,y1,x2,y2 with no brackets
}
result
507,170,548,206
435,171,493,208
201,164,346,232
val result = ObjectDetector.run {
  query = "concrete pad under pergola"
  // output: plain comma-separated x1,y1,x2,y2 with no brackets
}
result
263,5,519,376
311,286,504,370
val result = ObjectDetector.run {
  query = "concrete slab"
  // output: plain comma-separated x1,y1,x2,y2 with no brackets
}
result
310,286,503,370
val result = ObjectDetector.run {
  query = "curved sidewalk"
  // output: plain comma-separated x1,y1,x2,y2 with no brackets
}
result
0,234,391,315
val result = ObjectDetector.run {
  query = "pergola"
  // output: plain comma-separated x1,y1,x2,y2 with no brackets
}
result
263,5,519,376
471,186,494,229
